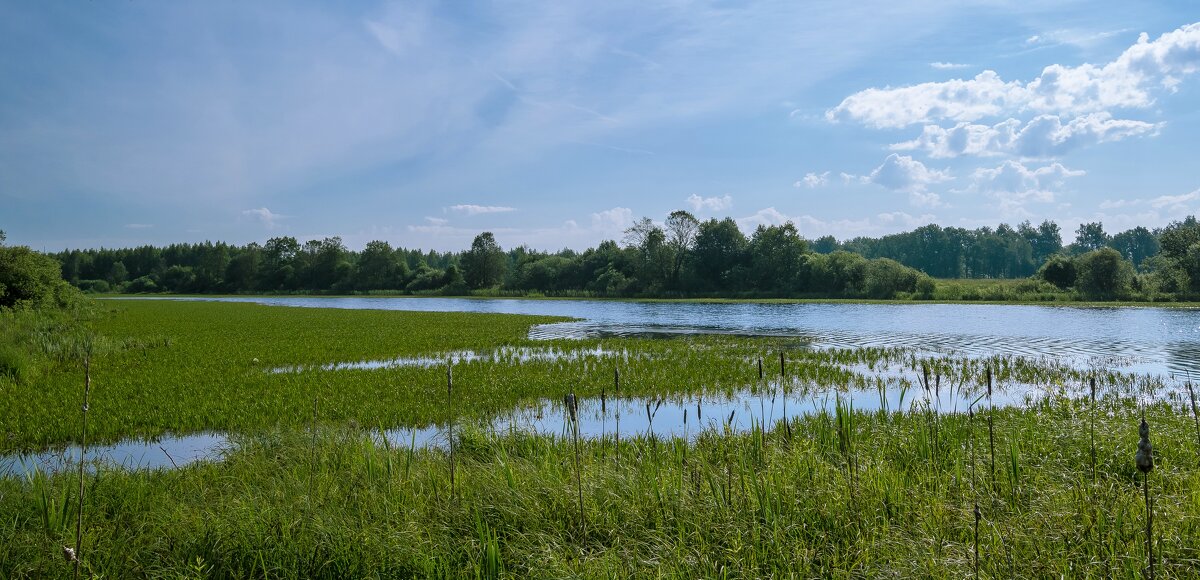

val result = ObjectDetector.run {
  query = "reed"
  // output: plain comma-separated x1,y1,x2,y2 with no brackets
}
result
1136,417,1154,580
72,353,92,580
447,361,455,496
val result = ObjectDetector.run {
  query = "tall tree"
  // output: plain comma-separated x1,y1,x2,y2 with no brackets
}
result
664,210,699,288
1073,222,1109,253
462,232,507,289
690,218,748,290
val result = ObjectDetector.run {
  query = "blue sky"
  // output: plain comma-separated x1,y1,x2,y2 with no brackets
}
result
2,1,1198,251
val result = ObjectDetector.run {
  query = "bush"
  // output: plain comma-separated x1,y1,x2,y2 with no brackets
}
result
76,279,111,293
0,245,83,310
1038,255,1076,289
125,275,160,293
1075,247,1135,299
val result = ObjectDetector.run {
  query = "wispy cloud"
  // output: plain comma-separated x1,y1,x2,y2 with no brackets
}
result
124,223,154,230
448,204,516,216
930,61,971,70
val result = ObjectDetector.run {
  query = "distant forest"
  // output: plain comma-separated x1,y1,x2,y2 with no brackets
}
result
45,212,1200,301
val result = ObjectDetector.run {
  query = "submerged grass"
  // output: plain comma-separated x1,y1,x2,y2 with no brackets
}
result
2,299,1198,577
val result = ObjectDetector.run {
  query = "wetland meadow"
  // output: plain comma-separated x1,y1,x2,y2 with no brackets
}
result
2,297,1200,577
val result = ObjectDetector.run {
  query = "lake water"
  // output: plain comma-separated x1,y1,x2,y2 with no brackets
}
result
136,296,1200,377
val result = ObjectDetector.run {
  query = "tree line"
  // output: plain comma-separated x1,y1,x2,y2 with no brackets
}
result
35,213,1200,301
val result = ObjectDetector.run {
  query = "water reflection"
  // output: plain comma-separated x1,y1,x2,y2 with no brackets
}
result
0,432,229,477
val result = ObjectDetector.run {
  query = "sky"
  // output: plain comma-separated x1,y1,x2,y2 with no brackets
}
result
2,1,1199,252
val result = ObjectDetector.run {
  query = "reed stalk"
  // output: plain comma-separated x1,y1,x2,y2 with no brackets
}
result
987,366,996,491
566,392,585,531
448,361,455,497
1136,417,1154,580
614,366,620,463
1090,376,1097,485
1186,381,1200,457
73,354,92,580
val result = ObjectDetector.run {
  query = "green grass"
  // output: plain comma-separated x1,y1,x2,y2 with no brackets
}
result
1,300,1196,577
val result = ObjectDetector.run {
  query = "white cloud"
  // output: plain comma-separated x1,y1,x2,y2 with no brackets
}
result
930,62,971,70
124,223,153,229
424,216,449,226
892,112,1160,158
1150,189,1200,209
591,207,633,232
242,207,284,228
828,23,1200,128
448,204,516,215
866,154,952,192
686,194,733,212
737,207,793,230
968,161,1084,213
796,171,830,188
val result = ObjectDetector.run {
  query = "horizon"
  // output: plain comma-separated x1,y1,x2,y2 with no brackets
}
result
3,2,1198,252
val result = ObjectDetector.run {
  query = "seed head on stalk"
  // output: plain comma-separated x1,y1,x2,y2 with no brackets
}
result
1136,418,1154,474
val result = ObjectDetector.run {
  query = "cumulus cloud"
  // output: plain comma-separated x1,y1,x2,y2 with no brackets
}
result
737,207,794,230
242,207,284,228
796,171,831,188
891,112,1160,158
865,154,952,192
591,207,633,232
686,194,733,212
448,204,516,215
967,161,1084,212
828,23,1200,128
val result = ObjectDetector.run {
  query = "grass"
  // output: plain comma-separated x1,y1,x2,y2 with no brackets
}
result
1,299,1198,577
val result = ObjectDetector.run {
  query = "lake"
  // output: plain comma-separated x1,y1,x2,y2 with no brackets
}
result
129,296,1200,376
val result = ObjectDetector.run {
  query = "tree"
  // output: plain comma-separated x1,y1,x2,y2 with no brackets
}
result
461,232,507,289
811,235,838,254
748,223,807,294
664,210,699,288
356,240,406,290
690,218,748,290
1110,226,1160,268
1073,222,1109,253
623,218,671,292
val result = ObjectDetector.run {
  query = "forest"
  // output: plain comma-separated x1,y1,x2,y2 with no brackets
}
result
30,212,1200,301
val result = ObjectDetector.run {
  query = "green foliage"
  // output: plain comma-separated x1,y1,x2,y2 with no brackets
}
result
1038,254,1077,289
0,245,83,311
462,232,507,290
1075,247,1134,298
40,214,1200,302
862,258,922,298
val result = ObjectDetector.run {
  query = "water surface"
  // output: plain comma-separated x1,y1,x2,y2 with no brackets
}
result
127,297,1200,376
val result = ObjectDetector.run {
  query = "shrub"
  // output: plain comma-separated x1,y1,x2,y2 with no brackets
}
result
1038,255,1077,289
